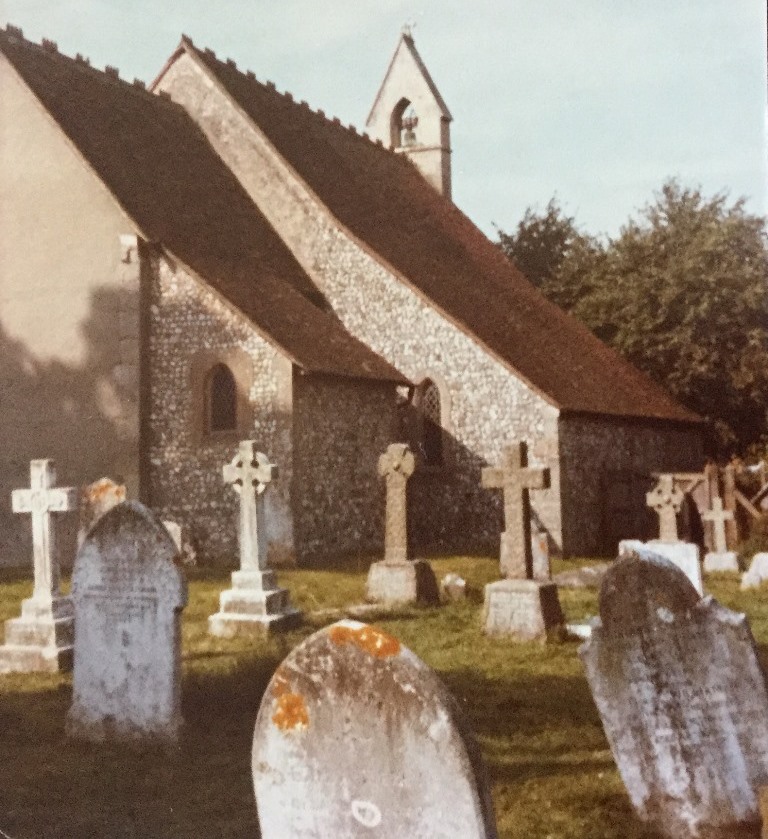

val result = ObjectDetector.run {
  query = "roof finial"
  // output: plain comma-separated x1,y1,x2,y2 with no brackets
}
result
401,21,416,40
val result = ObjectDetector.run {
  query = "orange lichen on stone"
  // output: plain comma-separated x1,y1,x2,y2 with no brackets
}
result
272,692,309,731
271,668,291,698
84,480,126,503
328,624,400,659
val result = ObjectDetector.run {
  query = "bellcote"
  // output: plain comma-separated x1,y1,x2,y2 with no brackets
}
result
366,30,453,200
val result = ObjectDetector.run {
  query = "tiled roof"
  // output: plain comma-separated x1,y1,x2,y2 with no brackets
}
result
187,41,701,424
0,28,406,385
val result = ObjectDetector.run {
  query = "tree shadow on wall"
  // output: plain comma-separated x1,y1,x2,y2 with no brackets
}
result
0,284,137,569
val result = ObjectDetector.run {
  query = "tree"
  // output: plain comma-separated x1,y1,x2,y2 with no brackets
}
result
497,181,768,454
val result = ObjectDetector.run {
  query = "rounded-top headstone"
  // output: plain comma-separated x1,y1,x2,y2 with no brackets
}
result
599,549,700,633
67,501,187,743
252,620,498,838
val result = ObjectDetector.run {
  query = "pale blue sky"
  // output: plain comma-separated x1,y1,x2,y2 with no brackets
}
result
2,0,765,237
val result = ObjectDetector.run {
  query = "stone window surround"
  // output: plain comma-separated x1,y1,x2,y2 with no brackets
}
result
189,347,254,447
411,371,454,473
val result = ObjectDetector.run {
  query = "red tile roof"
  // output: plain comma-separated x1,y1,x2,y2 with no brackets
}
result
186,41,701,424
0,28,406,386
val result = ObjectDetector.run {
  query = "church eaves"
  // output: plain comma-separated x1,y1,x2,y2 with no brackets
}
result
0,27,407,386
172,40,701,425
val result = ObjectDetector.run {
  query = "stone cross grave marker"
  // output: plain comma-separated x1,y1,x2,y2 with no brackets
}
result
209,442,299,637
66,501,187,743
580,551,768,838
645,474,684,542
0,460,78,674
704,497,734,555
252,620,498,838
481,441,550,579
365,444,438,605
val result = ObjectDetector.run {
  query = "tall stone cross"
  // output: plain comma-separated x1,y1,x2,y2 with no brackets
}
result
223,441,278,572
646,474,684,542
378,443,416,565
703,497,734,555
11,460,78,600
481,442,550,579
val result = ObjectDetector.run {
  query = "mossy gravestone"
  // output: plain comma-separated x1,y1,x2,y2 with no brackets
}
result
66,501,187,744
252,620,498,838
580,551,768,839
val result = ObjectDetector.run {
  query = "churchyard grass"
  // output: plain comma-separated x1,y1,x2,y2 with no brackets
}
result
1,559,765,838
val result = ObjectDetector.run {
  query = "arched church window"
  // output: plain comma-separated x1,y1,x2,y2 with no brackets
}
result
390,98,419,148
419,379,443,466
206,363,237,433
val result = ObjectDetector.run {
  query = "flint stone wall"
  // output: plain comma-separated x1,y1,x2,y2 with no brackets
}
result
559,415,704,556
156,54,563,553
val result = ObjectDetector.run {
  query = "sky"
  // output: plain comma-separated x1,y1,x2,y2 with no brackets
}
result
1,0,765,238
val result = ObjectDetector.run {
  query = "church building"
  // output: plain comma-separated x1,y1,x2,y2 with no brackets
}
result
0,25,704,566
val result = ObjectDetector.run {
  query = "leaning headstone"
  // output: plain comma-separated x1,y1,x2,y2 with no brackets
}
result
209,442,300,637
252,620,498,838
66,501,187,743
703,497,739,572
481,442,564,641
581,550,768,839
0,460,78,674
440,572,467,602
742,553,768,590
77,477,126,546
619,538,703,595
365,444,438,605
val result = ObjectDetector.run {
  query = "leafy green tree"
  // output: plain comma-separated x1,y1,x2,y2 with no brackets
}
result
498,181,768,453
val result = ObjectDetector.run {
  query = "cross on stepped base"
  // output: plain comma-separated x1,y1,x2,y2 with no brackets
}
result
208,442,300,638
0,460,77,674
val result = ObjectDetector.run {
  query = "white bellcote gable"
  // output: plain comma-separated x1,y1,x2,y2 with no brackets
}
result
366,28,453,200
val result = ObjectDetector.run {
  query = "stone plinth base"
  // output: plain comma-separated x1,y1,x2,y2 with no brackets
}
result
208,569,301,638
619,539,703,595
482,579,565,642
365,559,439,605
703,552,739,573
0,595,74,674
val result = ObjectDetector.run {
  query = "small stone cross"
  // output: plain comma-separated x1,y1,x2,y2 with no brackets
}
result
378,443,416,564
646,475,684,542
481,442,550,579
223,441,278,572
11,460,77,599
703,497,734,555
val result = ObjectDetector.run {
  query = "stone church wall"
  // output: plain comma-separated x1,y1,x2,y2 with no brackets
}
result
146,257,296,564
559,415,705,557
156,55,564,554
292,374,397,562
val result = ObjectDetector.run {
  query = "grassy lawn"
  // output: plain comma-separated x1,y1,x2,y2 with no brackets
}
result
0,557,764,838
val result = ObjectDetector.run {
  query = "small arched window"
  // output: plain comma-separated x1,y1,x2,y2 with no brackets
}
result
206,363,237,433
419,379,443,466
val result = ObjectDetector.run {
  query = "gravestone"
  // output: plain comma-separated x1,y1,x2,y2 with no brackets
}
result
163,520,197,567
619,538,703,595
742,553,768,590
365,443,438,605
66,501,187,743
480,442,563,641
703,497,738,572
209,442,300,637
0,460,78,674
77,477,126,547
581,550,768,839
252,620,498,838
646,474,684,542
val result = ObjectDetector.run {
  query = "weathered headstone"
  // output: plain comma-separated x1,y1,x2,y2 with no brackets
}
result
77,477,126,546
742,553,768,590
440,572,467,602
581,550,768,839
0,460,77,674
703,497,738,572
481,442,550,579
480,442,563,641
365,443,438,605
209,442,300,637
66,501,187,743
252,620,498,838
619,538,703,595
